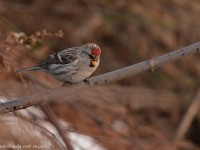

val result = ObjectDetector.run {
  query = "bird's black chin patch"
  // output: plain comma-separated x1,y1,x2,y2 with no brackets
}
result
90,62,95,67
90,59,98,67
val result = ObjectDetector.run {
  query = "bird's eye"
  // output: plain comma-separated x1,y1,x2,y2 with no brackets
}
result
86,52,94,59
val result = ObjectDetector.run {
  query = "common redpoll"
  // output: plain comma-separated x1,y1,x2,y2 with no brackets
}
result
16,43,101,84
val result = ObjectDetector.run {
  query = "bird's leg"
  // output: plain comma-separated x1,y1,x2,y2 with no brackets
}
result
61,82,73,87
83,78,90,85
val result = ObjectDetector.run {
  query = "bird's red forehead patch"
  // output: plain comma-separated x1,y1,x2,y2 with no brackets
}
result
91,48,101,56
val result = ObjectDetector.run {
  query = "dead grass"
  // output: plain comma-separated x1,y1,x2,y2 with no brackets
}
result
0,1,199,149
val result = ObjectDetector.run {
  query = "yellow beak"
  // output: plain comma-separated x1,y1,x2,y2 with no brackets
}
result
91,59,97,66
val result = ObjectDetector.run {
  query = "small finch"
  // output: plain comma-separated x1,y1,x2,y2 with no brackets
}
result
16,43,101,84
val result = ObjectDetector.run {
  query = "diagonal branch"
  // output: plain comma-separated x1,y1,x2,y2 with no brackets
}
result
1,42,200,114
175,88,200,141
41,104,74,150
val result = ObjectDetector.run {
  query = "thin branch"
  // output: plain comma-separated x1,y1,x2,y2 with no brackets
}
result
41,104,74,150
0,42,200,114
175,89,200,141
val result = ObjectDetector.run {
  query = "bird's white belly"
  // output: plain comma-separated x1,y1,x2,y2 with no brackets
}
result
52,66,96,83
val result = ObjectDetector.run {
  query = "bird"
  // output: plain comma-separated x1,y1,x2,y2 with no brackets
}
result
16,43,101,84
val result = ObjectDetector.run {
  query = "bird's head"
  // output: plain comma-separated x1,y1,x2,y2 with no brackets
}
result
83,43,101,67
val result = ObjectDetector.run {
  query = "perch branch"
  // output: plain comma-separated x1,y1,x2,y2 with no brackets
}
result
0,42,200,114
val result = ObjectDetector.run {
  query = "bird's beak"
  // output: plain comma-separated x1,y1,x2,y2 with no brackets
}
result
91,58,98,66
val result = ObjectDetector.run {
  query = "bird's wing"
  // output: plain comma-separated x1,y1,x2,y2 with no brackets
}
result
38,47,79,68
57,47,79,63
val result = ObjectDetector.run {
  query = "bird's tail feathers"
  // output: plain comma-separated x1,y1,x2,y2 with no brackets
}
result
15,66,41,73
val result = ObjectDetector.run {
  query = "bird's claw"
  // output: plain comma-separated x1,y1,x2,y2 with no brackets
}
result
61,82,73,87
84,78,90,84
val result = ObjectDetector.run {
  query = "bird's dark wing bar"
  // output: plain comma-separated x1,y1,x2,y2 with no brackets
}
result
37,53,61,68
58,47,78,64
37,47,79,69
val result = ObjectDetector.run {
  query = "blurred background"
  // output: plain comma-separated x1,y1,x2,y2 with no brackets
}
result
0,0,200,150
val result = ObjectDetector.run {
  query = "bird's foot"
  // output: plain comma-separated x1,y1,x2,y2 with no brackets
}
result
61,82,73,87
83,78,90,85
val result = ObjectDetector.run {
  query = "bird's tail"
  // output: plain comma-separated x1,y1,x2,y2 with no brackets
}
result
15,66,41,73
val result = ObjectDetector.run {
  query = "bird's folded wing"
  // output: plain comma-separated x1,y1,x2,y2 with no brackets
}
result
38,47,79,68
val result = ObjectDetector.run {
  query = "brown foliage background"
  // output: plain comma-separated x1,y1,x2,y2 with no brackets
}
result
0,0,200,149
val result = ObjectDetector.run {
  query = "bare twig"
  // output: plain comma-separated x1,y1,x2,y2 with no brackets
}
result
175,89,200,141
0,42,200,114
41,104,74,150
